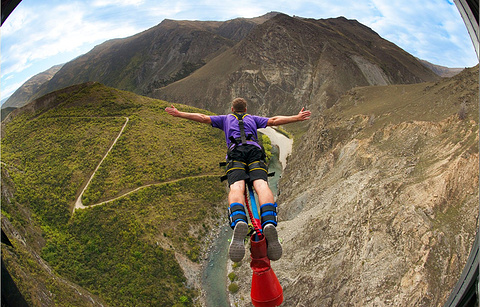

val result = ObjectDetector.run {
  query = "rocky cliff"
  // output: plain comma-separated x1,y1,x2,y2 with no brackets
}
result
228,65,479,306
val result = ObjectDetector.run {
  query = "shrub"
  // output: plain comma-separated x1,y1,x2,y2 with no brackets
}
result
228,283,239,293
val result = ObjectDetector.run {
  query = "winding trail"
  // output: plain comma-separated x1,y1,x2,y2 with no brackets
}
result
74,117,129,212
73,116,218,213
76,174,218,211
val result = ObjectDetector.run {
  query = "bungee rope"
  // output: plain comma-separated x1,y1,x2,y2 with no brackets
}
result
244,182,263,239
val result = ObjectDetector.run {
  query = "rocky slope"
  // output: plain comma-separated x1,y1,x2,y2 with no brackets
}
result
2,64,63,110
228,65,479,306
419,59,464,78
154,14,439,116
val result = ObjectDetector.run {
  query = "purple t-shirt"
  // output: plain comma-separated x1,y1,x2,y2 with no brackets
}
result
210,114,269,149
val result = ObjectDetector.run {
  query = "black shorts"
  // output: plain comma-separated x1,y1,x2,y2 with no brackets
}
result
226,145,268,186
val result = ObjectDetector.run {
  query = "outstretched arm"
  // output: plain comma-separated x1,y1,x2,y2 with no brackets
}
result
267,107,311,126
165,105,212,124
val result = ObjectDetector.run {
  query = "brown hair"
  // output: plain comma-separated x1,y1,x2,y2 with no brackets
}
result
232,98,247,113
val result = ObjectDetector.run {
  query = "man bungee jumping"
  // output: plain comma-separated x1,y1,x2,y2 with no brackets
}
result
165,98,311,262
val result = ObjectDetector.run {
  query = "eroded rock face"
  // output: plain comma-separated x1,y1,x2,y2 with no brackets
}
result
230,119,478,307
228,67,479,307
276,117,478,306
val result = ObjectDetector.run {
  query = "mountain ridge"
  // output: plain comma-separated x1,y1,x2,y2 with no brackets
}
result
2,12,464,114
154,14,440,116
2,12,459,112
10,13,279,106
2,64,63,111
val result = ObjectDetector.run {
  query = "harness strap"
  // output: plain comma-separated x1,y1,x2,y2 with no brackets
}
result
229,135,253,147
238,116,247,144
219,113,268,182
248,161,268,173
232,113,248,145
228,113,258,153
226,161,247,174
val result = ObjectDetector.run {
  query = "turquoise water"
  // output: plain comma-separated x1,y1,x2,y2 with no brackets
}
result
202,224,231,307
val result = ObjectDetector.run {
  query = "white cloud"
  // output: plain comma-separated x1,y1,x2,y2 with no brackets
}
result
92,0,146,7
353,0,477,67
1,5,36,38
142,0,192,19
1,1,141,77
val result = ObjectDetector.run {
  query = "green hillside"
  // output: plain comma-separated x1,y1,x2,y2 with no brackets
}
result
1,82,227,306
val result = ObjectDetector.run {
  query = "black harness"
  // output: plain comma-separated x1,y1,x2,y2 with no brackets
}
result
220,113,272,182
227,113,257,153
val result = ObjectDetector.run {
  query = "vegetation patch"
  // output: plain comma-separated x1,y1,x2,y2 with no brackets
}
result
1,83,228,306
228,283,239,293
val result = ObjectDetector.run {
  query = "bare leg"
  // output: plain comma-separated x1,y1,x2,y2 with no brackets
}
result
228,180,246,204
252,179,282,261
252,179,274,204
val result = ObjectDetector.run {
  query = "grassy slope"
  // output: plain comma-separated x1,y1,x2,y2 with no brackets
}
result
1,83,227,306
331,66,479,133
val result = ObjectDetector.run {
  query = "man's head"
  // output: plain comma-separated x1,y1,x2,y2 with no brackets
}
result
231,98,247,113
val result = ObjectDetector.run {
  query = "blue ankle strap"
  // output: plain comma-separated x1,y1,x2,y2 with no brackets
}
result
228,202,247,228
260,203,277,227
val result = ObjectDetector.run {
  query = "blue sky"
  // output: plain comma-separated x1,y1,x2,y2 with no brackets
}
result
1,0,478,102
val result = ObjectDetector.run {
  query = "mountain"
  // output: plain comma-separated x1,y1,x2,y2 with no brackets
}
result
7,12,441,115
27,13,278,102
418,58,465,78
229,65,479,306
154,14,440,115
1,82,227,306
2,64,63,110
1,63,63,121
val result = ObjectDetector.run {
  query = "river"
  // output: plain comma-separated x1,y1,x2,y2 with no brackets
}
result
201,127,291,307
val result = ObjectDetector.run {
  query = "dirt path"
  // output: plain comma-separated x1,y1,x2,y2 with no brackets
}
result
74,123,292,213
76,174,218,211
73,116,219,212
74,117,129,212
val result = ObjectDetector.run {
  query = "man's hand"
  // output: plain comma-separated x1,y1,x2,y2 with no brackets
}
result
165,105,180,117
297,107,311,121
267,107,312,126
